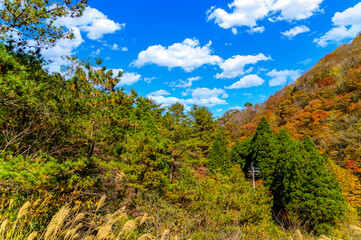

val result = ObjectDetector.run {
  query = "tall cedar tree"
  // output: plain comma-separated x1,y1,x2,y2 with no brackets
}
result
207,133,230,174
272,129,305,212
248,117,279,187
229,138,251,169
291,136,346,235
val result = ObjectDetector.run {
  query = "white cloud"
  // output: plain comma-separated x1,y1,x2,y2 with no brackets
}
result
187,88,228,106
112,70,142,86
147,95,184,107
56,6,124,40
314,3,361,47
41,27,84,73
111,43,119,50
132,38,222,72
225,74,265,89
267,69,301,86
217,109,223,112
271,0,323,21
229,106,243,110
281,25,310,39
144,77,156,83
299,58,312,65
207,0,270,29
175,76,201,88
181,88,192,97
207,0,323,33
315,25,361,47
217,53,271,79
41,7,123,73
91,48,102,56
331,3,361,26
148,89,171,96
102,43,128,51
191,87,229,99
247,26,266,34
147,87,228,107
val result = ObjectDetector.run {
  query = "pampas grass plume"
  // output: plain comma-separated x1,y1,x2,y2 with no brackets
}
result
26,231,38,240
160,229,170,240
96,195,106,212
137,233,153,240
17,201,31,219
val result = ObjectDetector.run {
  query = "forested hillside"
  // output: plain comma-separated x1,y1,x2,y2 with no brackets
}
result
220,34,361,210
221,35,361,170
0,1,361,239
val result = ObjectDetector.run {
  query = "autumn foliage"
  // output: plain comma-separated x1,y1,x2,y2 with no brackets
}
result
220,35,361,210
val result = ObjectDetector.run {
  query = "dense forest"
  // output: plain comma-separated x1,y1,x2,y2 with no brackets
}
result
0,1,360,239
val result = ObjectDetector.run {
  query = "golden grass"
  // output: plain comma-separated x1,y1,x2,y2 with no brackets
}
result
160,229,170,240
1,197,359,240
0,196,155,240
26,231,38,240
96,195,107,213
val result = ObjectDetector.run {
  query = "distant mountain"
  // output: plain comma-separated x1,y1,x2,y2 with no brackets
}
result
220,34,361,174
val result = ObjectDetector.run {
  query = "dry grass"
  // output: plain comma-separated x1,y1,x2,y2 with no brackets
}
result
1,197,359,240
0,195,155,240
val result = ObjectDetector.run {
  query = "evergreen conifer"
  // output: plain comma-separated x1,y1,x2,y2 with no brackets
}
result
293,136,346,235
249,117,278,187
229,138,251,169
272,129,305,212
207,133,230,174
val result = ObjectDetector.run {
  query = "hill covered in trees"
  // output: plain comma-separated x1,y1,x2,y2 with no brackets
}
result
0,1,361,239
220,34,361,213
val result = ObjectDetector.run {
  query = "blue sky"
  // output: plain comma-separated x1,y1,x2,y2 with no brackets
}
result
42,0,361,116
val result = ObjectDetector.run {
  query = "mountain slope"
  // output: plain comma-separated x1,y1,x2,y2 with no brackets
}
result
220,35,361,207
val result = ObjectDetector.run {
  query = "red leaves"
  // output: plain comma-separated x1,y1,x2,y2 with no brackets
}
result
317,76,335,86
345,160,361,175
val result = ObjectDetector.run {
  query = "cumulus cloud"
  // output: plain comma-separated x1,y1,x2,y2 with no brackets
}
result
271,0,323,21
281,25,310,39
229,106,243,110
314,2,361,47
147,87,228,107
192,87,229,99
247,26,266,34
175,76,201,88
132,38,222,72
299,58,312,65
207,0,270,29
148,90,171,96
225,74,265,89
147,95,184,107
217,53,271,79
41,27,83,73
41,7,123,73
144,77,156,83
119,72,142,86
56,6,124,40
207,0,323,33
111,69,142,86
267,69,301,86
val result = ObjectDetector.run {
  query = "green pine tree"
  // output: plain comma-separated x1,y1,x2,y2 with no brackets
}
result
229,138,251,169
291,136,346,235
248,117,279,187
272,129,305,212
189,105,216,154
207,133,230,174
